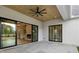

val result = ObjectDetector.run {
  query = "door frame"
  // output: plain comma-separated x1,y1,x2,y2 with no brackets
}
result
0,17,17,49
0,20,2,48
49,24,62,42
32,25,38,42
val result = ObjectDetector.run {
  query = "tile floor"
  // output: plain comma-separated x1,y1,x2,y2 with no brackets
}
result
0,41,78,53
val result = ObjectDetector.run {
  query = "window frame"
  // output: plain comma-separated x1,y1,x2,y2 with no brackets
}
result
49,24,62,42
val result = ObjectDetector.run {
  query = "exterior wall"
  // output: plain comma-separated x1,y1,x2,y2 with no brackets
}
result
0,6,43,41
1,6,79,46
44,19,79,46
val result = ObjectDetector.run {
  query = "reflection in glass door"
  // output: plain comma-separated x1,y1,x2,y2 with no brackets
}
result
32,25,38,42
0,20,16,48
49,24,62,42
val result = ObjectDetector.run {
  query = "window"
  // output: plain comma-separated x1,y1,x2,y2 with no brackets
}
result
71,5,79,17
49,24,62,42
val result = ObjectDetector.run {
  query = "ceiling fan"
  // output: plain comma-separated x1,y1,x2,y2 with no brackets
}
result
30,6,47,17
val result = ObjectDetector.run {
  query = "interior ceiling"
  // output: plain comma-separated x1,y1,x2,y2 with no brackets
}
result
4,5,62,22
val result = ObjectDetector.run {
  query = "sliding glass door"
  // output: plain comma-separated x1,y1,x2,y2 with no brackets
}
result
32,25,38,42
49,24,62,42
0,17,38,49
0,19,16,48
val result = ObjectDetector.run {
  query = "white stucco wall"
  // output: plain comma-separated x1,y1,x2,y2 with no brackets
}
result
0,6,43,41
44,19,79,46
63,18,79,46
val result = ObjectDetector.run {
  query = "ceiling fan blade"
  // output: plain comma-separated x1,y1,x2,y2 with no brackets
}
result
40,9,46,12
32,13,39,17
41,12,47,14
36,6,39,12
30,9,36,12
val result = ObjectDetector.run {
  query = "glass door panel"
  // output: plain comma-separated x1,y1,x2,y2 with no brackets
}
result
1,20,16,48
32,25,38,42
49,24,62,42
